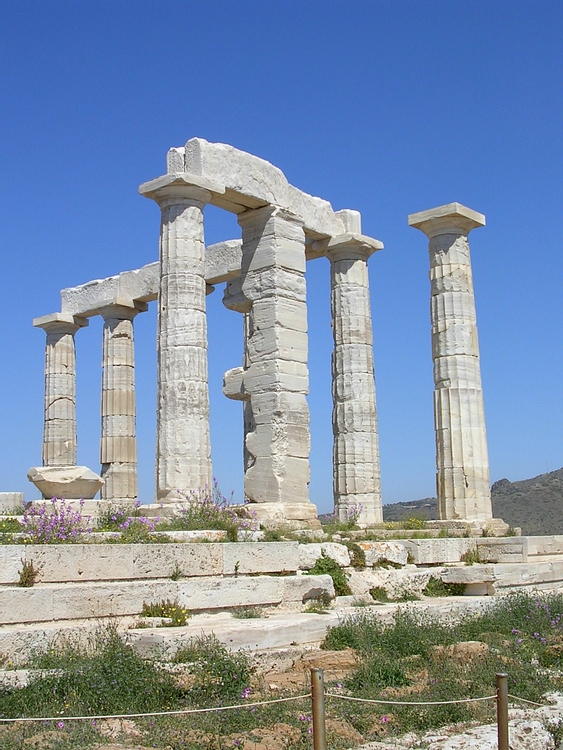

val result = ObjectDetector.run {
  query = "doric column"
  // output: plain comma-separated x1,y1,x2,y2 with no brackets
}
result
33,313,88,467
99,298,147,503
223,206,318,528
140,175,214,502
408,203,492,520
323,233,383,526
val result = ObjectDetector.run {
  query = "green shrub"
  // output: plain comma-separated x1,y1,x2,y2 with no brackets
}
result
231,606,263,619
345,541,366,569
0,625,181,718
423,577,466,597
18,559,41,587
173,634,254,705
307,553,351,596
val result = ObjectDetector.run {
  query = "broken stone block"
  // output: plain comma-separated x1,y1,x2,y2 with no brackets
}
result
27,466,103,500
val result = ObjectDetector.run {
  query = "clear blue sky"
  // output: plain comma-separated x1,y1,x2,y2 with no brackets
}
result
1,0,561,513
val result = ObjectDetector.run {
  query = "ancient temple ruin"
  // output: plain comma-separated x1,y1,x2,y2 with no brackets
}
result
27,140,495,528
28,139,384,529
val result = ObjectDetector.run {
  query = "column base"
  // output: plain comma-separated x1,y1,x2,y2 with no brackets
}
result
246,502,321,532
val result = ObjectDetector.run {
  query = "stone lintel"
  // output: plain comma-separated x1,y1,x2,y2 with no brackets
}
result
408,203,486,239
139,172,225,201
313,233,384,259
33,312,88,332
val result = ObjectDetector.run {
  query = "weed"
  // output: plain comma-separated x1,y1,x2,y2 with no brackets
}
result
369,586,391,604
345,541,366,569
231,606,262,619
169,562,183,580
141,599,190,626
423,577,466,597
0,517,21,533
460,546,485,565
160,480,257,541
17,559,41,587
307,553,351,596
262,529,285,542
304,592,333,613
173,634,254,706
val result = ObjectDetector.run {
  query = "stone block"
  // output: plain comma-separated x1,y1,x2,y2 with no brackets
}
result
183,138,345,237
298,543,351,570
0,546,23,584
27,466,103,500
476,537,528,563
281,574,335,602
222,542,300,575
402,538,474,564
21,543,223,583
357,541,408,567
0,493,24,513
177,576,283,610
527,535,563,556
52,580,177,621
0,587,55,624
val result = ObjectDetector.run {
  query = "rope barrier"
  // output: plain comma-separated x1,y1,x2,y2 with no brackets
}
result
0,693,311,724
325,691,497,706
507,694,547,708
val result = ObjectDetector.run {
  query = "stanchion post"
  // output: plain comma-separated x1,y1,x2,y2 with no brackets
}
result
311,668,327,750
496,672,509,750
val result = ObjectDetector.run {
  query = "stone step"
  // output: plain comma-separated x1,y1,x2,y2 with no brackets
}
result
0,573,334,625
0,596,491,668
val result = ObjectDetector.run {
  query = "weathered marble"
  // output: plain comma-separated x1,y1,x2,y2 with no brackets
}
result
408,203,492,521
317,233,383,526
33,313,88,467
99,299,146,502
140,179,214,501
26,465,103,500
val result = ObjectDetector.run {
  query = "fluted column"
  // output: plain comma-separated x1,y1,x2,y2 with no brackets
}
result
33,313,88,467
99,299,147,503
324,234,383,526
140,176,213,501
409,203,492,520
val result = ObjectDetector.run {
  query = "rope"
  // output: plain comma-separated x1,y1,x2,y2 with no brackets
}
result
0,693,311,725
507,694,547,708
326,692,497,707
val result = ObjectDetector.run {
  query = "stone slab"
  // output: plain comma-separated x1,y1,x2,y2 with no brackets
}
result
298,543,351,570
402,538,474,564
0,493,24,513
222,542,300,575
476,537,528,563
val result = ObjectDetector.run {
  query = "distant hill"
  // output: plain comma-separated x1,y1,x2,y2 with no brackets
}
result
383,468,563,535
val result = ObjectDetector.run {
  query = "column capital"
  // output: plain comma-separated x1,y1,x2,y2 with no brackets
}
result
408,203,485,239
97,298,149,321
33,312,88,334
139,172,224,207
314,233,383,262
237,205,304,230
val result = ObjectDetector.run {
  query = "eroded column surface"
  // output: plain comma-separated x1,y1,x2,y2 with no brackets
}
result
223,207,318,528
33,313,88,467
140,180,213,502
324,234,383,526
408,203,492,520
99,299,147,503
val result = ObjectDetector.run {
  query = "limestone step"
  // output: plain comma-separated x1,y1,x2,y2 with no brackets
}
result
0,596,491,668
0,573,334,625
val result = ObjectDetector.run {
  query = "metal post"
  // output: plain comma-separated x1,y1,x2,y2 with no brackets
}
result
496,672,509,750
311,668,327,750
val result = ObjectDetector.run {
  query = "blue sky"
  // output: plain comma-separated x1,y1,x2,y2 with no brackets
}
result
0,0,561,513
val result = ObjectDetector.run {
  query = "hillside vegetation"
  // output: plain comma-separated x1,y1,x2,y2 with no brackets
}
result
383,468,563,535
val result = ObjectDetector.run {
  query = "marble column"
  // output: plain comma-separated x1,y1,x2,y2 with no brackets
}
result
324,234,383,526
33,313,88,467
140,178,213,502
99,299,147,503
408,203,492,520
224,207,318,528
